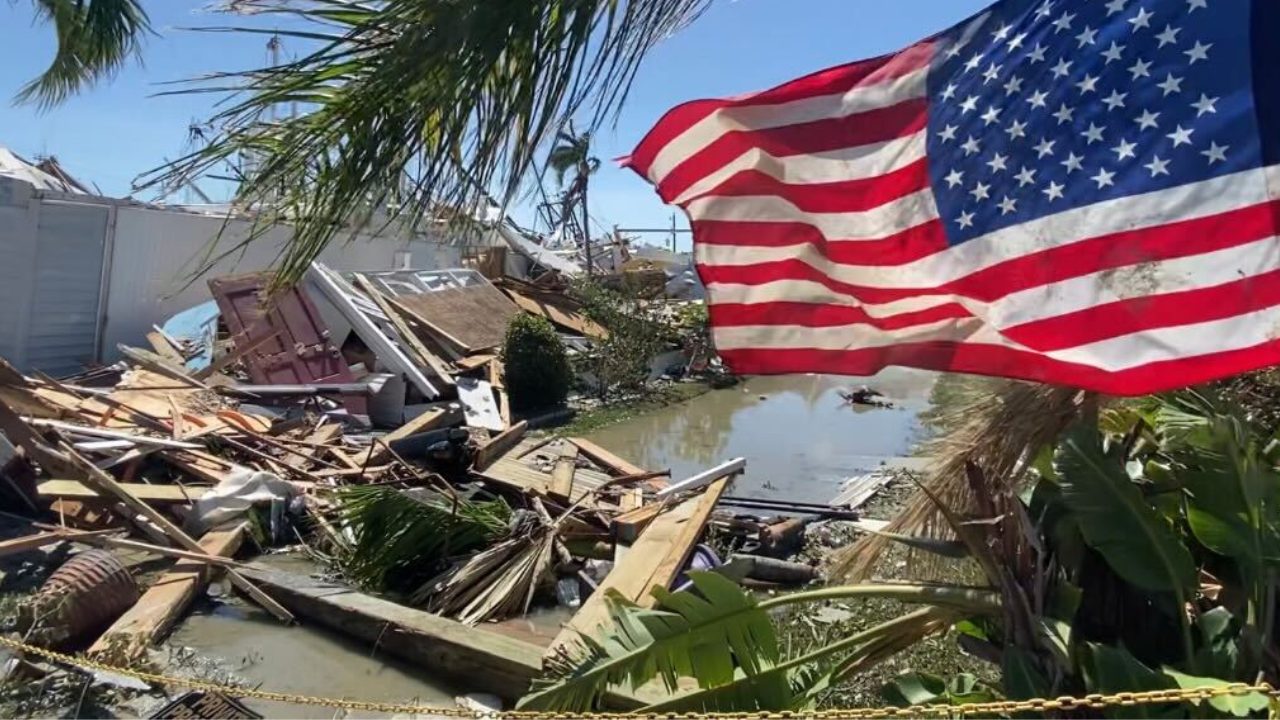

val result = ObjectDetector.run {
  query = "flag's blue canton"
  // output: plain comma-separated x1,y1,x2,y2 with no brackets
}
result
927,0,1259,244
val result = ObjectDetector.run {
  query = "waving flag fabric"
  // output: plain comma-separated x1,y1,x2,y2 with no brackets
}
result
626,0,1280,395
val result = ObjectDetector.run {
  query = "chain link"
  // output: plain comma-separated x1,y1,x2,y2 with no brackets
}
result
1,634,1274,718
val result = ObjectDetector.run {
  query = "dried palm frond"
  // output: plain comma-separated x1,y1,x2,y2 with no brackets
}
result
417,524,556,624
831,380,1087,583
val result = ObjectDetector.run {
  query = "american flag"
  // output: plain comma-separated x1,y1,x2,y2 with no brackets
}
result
626,0,1280,395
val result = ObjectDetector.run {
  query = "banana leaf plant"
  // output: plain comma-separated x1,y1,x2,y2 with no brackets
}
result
885,389,1280,718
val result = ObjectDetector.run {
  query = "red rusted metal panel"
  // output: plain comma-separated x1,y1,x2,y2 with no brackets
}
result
208,273,367,414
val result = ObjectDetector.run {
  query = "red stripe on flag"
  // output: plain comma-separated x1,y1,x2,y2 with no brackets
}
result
696,199,1280,304
718,338,1280,396
627,42,933,177
1002,266,1280,351
685,157,931,213
709,300,972,329
656,99,928,202
694,218,949,266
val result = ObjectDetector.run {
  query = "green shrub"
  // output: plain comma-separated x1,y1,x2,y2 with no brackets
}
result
571,279,675,397
502,313,572,411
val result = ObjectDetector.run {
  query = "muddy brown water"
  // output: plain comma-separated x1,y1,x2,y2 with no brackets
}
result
167,555,457,718
586,369,939,506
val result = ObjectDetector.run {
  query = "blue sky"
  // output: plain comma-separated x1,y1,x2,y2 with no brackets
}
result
0,0,990,249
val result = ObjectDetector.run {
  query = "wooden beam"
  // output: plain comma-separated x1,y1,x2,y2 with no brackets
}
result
489,360,511,430
567,437,647,476
145,332,186,365
549,478,730,661
0,531,70,558
0,402,293,624
548,443,579,503
472,421,528,472
365,407,450,464
115,345,211,390
236,565,660,708
89,525,245,663
38,479,200,504
454,353,497,372
353,274,456,386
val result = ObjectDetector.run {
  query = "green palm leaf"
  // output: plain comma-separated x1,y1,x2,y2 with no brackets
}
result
19,0,152,108
139,0,710,285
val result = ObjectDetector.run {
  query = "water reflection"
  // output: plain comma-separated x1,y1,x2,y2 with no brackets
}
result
586,369,938,505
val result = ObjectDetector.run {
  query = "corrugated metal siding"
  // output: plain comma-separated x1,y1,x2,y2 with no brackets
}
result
25,202,108,375
0,198,36,366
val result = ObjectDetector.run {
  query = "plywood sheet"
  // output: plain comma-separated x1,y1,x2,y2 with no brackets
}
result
395,284,519,351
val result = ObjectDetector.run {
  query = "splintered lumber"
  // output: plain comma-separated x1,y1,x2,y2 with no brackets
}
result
0,400,292,623
89,525,245,662
116,345,211,390
454,353,497,372
27,420,203,450
473,420,528,472
366,407,450,464
611,503,666,543
549,443,579,503
654,457,746,499
501,287,608,339
146,332,186,364
353,274,456,386
0,531,70,558
548,477,730,661
489,360,511,429
567,437,647,476
38,479,200,504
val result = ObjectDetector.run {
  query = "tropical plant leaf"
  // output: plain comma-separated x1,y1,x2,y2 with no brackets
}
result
1163,669,1269,718
19,0,152,108
1002,647,1050,700
520,572,781,712
883,672,948,706
1083,644,1177,720
1054,424,1196,593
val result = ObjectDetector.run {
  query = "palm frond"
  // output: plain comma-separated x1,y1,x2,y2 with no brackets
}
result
334,485,511,590
831,381,1086,583
137,0,712,285
19,0,152,108
416,525,556,624
520,572,1001,712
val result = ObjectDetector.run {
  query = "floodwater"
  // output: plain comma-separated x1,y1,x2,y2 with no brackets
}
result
586,369,939,506
168,556,456,718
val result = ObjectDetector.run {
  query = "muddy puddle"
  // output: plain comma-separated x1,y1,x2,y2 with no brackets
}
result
587,369,938,506
167,556,456,718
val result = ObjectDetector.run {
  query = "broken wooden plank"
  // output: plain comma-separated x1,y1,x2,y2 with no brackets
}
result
89,525,245,663
654,457,746,499
567,437,647,476
354,274,456,386
27,420,204,450
38,479,200,504
454,353,497,372
116,345,211,390
146,331,186,365
0,402,293,624
501,288,608,339
548,477,730,661
620,487,645,512
457,377,504,432
489,359,511,430
611,503,666,544
364,407,451,465
549,443,579,503
0,531,71,558
472,421,528,472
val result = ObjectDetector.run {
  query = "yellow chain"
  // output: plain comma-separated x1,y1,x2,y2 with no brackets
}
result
0,634,1273,718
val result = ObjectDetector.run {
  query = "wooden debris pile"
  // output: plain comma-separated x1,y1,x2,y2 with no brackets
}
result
0,261,878,695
